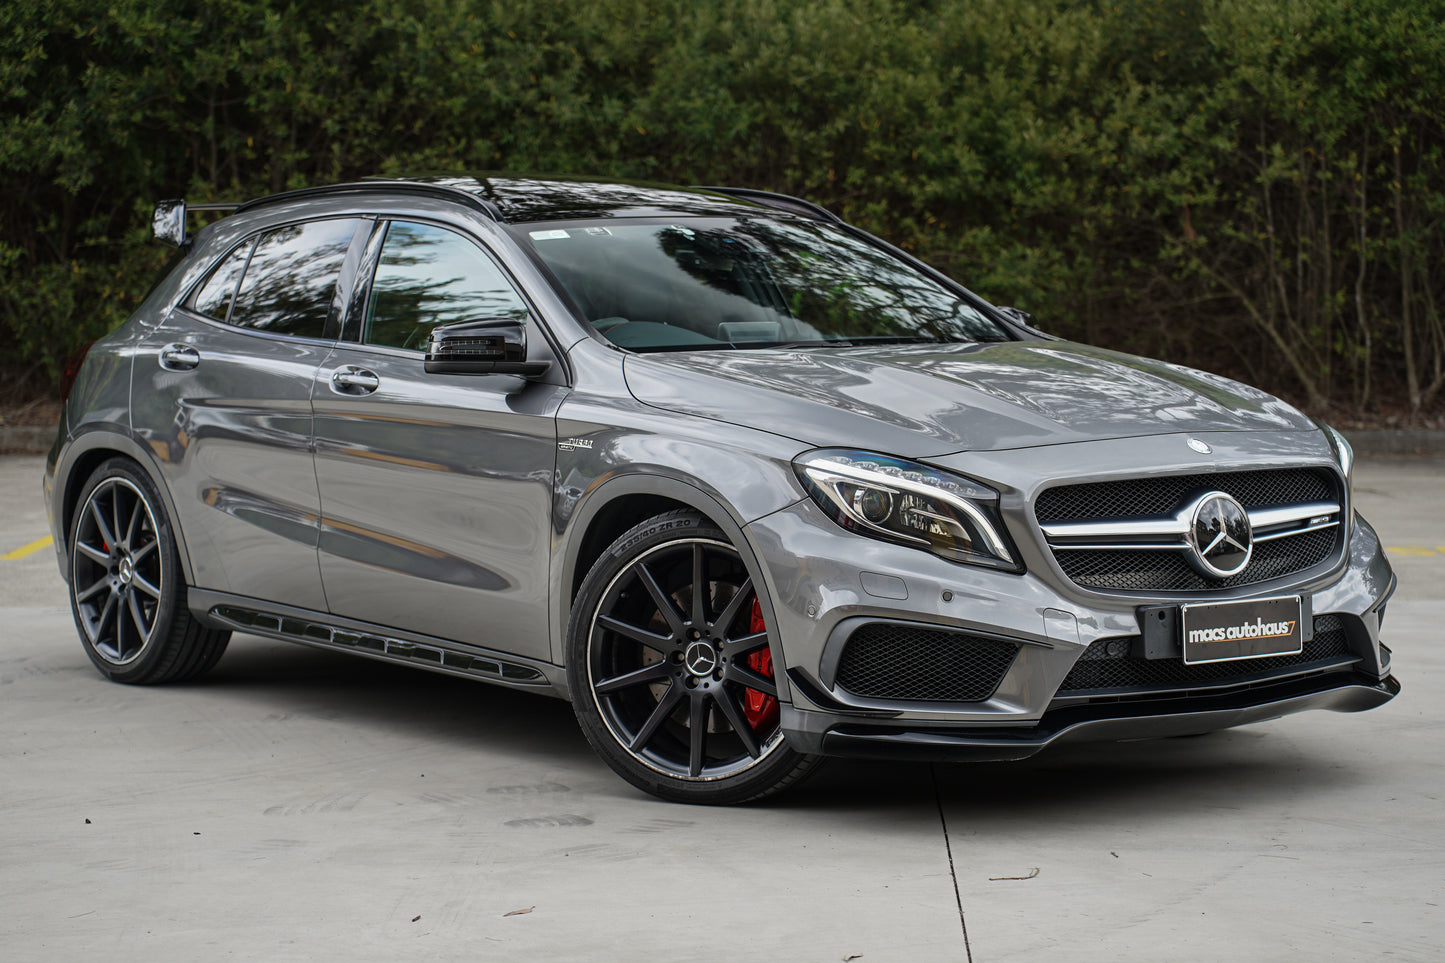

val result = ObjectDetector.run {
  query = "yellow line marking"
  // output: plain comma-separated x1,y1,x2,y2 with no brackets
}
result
1,535,53,561
1385,545,1443,557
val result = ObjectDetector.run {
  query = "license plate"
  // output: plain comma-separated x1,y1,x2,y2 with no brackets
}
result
1181,595,1304,665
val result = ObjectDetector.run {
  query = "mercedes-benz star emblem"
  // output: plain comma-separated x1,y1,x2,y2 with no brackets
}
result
684,640,719,677
1186,491,1253,578
1188,437,1212,454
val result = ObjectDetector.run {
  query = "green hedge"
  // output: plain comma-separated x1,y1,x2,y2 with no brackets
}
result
4,0,1443,420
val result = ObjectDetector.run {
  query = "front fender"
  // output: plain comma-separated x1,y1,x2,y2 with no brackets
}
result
550,469,802,709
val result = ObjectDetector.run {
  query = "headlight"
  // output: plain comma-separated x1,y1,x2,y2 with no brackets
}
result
794,449,1021,571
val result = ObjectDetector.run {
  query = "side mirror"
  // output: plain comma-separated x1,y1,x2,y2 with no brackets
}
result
996,306,1037,328
424,318,551,377
996,305,1056,339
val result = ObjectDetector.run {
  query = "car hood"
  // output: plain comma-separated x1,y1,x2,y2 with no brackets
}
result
621,341,1316,456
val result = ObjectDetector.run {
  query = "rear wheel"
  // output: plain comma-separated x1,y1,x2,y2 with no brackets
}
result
68,458,229,684
567,510,820,804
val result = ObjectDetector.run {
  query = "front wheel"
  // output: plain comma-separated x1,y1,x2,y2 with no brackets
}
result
67,458,230,684
566,511,820,804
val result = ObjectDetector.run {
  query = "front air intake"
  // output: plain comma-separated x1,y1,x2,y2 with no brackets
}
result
835,623,1019,703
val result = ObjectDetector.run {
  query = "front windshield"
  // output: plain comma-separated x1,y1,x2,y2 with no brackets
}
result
523,217,1010,351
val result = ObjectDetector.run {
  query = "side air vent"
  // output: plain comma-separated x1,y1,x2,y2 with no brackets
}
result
210,605,547,685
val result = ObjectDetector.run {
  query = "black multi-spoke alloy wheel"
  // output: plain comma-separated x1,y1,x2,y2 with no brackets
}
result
68,458,229,684
567,510,820,804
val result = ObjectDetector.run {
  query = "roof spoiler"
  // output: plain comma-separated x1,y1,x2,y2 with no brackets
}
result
152,199,240,247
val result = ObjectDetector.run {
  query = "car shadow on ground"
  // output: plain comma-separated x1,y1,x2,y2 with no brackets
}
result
195,634,592,760
176,633,1366,821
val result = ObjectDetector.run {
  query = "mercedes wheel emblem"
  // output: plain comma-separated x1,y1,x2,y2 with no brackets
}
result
1186,491,1253,578
684,640,719,677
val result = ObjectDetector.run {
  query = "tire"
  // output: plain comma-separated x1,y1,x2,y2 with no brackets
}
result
566,510,821,804
67,458,230,684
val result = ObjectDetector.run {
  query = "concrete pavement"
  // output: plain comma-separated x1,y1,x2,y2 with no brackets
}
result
1,454,1441,961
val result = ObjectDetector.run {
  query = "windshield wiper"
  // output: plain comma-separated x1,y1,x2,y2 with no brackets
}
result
729,339,855,350
632,335,968,353
845,335,962,345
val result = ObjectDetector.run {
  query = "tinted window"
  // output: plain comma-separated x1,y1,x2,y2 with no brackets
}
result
191,240,255,322
525,219,1008,351
228,219,362,338
364,221,527,350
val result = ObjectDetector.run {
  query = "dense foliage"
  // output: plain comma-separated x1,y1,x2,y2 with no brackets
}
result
4,0,1443,421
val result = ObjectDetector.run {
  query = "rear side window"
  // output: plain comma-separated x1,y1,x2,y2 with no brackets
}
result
228,219,363,338
188,219,363,337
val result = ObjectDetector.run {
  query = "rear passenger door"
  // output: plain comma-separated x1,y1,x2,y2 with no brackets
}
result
132,217,367,611
311,219,566,660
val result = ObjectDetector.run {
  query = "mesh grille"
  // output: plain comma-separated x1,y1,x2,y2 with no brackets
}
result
1056,528,1338,592
835,624,1019,703
1058,615,1353,693
1035,468,1336,522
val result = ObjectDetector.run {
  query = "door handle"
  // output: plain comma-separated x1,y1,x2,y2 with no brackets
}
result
331,366,380,395
158,344,200,370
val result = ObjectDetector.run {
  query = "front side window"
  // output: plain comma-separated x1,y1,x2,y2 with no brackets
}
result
524,218,1010,351
363,221,528,351
223,218,362,338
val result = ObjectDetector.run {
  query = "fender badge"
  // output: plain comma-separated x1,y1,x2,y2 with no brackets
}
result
558,438,594,452
1187,438,1212,454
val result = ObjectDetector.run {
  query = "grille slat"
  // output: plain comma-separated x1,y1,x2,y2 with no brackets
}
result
835,624,1019,703
1058,614,1353,693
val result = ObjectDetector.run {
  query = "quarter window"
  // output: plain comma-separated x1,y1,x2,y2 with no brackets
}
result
364,221,528,351
191,240,254,322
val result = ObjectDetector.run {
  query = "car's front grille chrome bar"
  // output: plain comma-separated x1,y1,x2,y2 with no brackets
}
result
1041,500,1341,551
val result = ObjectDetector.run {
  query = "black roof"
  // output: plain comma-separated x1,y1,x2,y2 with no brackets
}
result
234,173,838,224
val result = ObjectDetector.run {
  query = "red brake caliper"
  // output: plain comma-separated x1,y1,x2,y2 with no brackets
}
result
743,598,779,732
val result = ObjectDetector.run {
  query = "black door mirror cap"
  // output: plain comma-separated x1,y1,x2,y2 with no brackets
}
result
425,358,552,376
424,318,551,377
995,305,1058,340
996,305,1037,327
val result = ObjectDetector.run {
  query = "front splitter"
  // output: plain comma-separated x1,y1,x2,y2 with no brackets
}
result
781,673,1400,763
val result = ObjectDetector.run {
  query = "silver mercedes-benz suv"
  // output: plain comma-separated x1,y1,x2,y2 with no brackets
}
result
43,175,1398,803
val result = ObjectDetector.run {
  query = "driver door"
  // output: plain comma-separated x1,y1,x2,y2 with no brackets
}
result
311,220,566,660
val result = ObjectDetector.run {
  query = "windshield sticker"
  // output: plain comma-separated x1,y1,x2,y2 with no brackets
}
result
584,227,612,237
530,229,570,241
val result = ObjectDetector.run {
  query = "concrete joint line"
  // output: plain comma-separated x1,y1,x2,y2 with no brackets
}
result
932,764,973,963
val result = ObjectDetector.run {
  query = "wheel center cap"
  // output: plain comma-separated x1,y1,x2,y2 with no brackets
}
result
684,640,718,677
117,557,135,585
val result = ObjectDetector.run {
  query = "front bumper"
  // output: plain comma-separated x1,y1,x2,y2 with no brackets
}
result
743,431,1398,760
